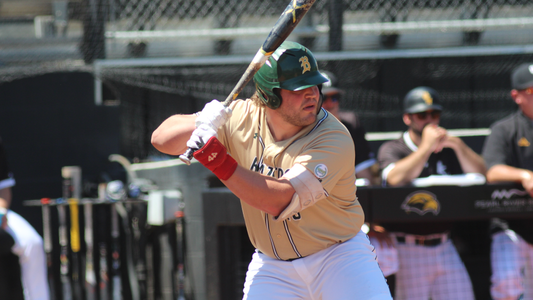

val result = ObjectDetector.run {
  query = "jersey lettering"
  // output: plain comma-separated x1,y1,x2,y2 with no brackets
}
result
250,157,264,173
249,156,289,178
291,212,302,221
267,166,274,176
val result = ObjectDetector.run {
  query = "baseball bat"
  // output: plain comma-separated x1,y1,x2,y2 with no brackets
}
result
41,198,56,300
69,197,83,300
111,203,122,300
62,166,83,300
179,0,316,165
175,209,186,300
99,242,110,300
57,198,72,300
84,199,97,300
97,183,110,300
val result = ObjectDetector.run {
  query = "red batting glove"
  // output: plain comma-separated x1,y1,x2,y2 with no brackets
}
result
193,136,237,180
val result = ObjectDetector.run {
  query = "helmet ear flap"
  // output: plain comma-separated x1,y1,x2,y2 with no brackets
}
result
256,84,282,109
271,88,282,109
317,84,324,110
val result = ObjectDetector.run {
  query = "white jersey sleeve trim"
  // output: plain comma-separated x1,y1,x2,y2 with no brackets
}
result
275,164,326,221
355,158,377,173
381,163,395,187
0,178,15,190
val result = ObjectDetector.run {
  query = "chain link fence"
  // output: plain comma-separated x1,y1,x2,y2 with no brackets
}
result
2,0,533,159
1,0,533,66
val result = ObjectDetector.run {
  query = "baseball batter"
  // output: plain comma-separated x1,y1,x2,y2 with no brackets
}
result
0,136,49,300
152,41,392,299
377,87,485,300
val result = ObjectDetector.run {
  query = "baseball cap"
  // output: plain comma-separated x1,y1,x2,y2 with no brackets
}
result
320,71,344,96
403,86,443,114
511,63,533,90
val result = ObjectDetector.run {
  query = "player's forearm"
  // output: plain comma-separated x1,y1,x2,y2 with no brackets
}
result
151,114,197,155
0,188,11,209
486,164,532,183
222,166,294,216
448,138,487,174
386,150,431,186
454,146,487,174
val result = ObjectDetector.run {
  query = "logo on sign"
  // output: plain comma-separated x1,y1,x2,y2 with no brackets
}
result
401,191,441,215
491,189,528,200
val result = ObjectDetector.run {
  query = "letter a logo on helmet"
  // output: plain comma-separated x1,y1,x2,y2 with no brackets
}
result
253,41,328,109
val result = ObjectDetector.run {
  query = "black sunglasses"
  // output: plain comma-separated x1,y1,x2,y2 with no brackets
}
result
413,110,441,120
325,95,340,102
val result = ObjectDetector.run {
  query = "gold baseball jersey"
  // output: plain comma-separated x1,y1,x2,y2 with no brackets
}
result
217,99,364,260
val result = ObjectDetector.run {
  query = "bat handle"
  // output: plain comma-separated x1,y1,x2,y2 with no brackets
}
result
179,148,196,165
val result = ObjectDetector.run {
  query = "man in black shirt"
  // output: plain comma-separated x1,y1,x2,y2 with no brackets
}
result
377,86,486,300
482,63,533,300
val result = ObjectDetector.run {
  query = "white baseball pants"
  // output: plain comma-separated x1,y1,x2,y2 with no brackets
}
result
6,210,49,300
491,230,533,300
242,230,392,300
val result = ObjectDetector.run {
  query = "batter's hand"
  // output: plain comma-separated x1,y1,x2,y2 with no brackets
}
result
192,134,238,181
186,124,217,150
196,100,232,131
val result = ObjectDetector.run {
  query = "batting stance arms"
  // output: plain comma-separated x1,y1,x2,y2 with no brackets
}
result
153,41,392,299
152,97,312,218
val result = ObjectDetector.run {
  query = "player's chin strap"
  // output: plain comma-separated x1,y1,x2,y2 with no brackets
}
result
275,164,326,221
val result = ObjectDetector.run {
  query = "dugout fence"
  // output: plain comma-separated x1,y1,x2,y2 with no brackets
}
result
2,0,533,162
94,49,533,160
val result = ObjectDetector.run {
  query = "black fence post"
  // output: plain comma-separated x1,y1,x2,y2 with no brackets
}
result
81,0,106,64
328,0,343,51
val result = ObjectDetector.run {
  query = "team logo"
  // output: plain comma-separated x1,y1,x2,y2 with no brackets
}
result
208,152,218,162
518,137,530,147
401,191,440,215
421,91,433,105
299,56,311,74
491,189,528,199
314,164,328,178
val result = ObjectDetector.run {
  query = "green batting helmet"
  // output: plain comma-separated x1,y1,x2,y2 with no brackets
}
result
253,41,328,109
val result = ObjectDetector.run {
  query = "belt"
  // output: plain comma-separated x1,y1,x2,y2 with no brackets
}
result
395,233,448,247
257,250,302,261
